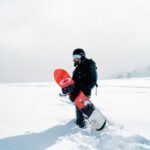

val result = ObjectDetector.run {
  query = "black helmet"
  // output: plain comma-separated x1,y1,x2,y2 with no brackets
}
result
73,48,85,58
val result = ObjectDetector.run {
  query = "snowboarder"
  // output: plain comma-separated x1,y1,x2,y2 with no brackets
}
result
70,48,98,128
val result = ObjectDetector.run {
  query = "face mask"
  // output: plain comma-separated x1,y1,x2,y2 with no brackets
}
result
73,58,81,67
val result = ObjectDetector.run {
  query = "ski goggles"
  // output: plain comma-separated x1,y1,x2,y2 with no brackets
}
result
73,54,81,59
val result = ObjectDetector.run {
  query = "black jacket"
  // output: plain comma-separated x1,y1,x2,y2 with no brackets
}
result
70,57,97,102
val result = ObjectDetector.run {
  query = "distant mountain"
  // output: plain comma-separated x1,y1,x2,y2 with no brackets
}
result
111,66,150,79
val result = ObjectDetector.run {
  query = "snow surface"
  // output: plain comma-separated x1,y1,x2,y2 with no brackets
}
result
0,78,150,150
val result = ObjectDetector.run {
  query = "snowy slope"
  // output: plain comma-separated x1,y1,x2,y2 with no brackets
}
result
0,78,150,150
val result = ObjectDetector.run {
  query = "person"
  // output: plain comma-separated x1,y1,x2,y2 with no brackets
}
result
69,48,98,128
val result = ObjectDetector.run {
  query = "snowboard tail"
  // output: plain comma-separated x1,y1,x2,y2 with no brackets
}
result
54,69,106,130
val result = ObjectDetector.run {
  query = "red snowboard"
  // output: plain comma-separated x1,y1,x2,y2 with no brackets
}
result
54,69,106,130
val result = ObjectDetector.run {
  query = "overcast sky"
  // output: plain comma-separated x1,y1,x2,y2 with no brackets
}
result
0,0,150,83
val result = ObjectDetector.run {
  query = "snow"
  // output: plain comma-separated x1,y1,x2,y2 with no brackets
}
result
0,78,150,150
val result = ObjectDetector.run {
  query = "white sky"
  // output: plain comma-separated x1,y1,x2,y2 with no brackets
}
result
0,0,150,82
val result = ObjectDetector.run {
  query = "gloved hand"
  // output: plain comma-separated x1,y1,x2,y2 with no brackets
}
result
69,84,80,102
62,84,75,95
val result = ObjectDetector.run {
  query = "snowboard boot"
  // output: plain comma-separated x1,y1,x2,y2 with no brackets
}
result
76,119,85,128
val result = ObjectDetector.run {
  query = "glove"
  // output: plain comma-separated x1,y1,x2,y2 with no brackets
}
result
62,84,75,95
69,84,80,102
